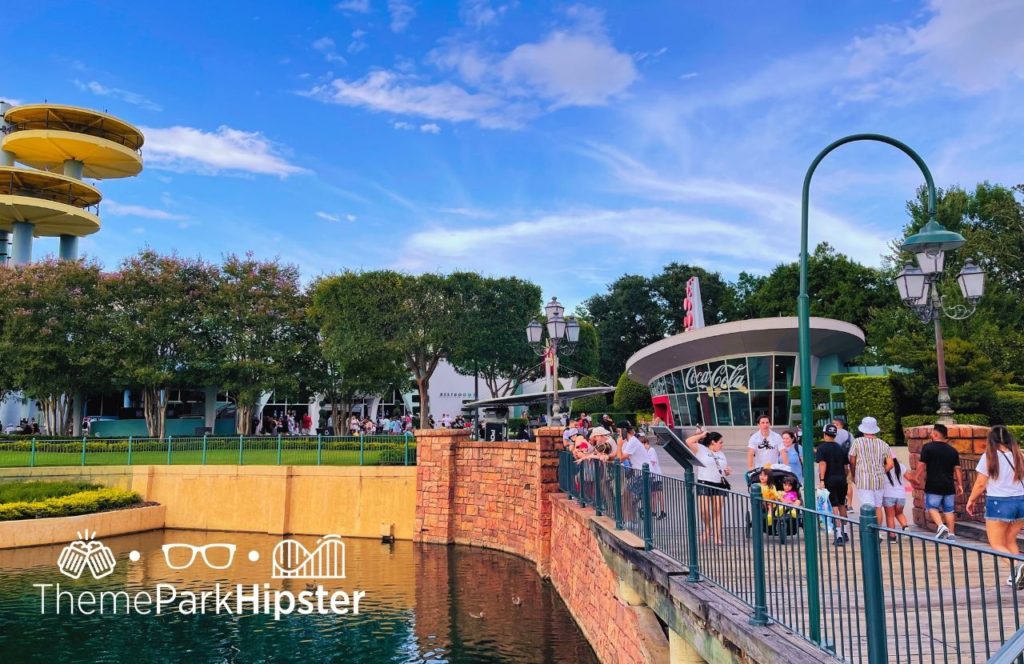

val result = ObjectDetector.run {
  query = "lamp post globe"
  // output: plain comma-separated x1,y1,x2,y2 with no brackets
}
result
565,316,580,344
895,262,927,304
544,296,564,321
957,259,985,301
526,319,543,346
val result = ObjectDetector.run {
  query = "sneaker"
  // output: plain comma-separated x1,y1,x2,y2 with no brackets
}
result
946,533,957,542
935,525,949,540
656,512,667,520
1014,563,1024,590
834,536,845,547
842,531,850,543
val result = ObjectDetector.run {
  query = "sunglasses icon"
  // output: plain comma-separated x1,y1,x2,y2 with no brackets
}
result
162,543,237,570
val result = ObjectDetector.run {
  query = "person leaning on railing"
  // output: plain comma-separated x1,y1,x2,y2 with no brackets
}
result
966,425,1024,589
684,427,732,545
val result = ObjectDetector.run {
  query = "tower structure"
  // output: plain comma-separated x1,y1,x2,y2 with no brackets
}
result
0,102,144,264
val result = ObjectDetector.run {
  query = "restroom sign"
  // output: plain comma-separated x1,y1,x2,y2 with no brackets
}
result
683,276,705,332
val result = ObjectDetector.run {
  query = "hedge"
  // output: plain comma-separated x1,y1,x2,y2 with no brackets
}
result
1010,426,1024,442
831,373,859,388
614,372,651,412
0,487,142,521
572,376,612,413
0,480,101,503
993,391,1024,425
844,375,897,443
788,386,831,407
900,413,990,429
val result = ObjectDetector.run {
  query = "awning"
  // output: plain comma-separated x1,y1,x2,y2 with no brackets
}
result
461,386,615,410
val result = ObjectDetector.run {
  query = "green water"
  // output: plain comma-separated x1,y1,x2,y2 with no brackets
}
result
0,530,598,663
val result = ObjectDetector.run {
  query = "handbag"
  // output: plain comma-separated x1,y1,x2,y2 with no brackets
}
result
711,452,731,490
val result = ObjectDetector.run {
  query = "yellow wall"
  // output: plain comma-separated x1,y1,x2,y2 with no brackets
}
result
0,465,417,541
0,504,165,549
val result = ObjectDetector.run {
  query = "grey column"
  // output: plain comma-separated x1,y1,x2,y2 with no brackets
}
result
63,159,84,180
204,386,218,433
72,393,83,436
0,150,13,166
10,221,33,265
59,234,78,260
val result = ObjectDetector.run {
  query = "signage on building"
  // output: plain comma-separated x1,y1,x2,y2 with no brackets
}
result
683,362,748,394
683,277,705,332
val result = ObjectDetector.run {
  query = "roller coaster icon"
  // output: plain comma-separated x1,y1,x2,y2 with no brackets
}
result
271,535,346,580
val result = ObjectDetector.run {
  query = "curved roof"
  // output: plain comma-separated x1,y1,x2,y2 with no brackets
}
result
625,317,865,385
461,386,615,410
0,195,100,236
0,166,101,207
3,104,144,149
2,130,143,179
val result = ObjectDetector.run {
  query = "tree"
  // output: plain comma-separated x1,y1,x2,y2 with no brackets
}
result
613,371,651,412
446,273,543,398
558,320,600,381
890,337,1003,416
580,274,664,383
570,375,611,414
651,263,739,333
0,260,112,435
311,271,459,429
107,251,219,438
206,254,309,435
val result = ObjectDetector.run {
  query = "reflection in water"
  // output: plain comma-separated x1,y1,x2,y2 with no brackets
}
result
0,530,597,663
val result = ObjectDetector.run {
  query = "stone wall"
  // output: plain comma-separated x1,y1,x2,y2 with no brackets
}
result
906,424,989,529
413,426,562,573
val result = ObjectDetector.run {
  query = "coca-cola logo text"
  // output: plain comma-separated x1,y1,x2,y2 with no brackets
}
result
683,362,747,392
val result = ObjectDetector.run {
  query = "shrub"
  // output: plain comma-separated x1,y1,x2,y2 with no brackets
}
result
993,391,1024,425
900,413,990,429
1010,426,1024,442
0,488,142,521
788,386,831,408
614,372,651,412
377,446,415,465
572,376,612,414
844,375,897,443
831,373,859,388
0,481,102,503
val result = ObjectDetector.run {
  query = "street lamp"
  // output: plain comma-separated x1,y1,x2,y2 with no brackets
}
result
896,228,985,422
526,297,579,425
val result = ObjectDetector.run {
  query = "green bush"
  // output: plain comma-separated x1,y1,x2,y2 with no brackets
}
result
572,376,612,414
0,487,142,521
900,413,990,429
831,373,859,388
614,372,651,412
845,375,897,443
788,386,831,408
377,447,414,465
0,481,102,503
993,391,1024,425
1009,426,1024,442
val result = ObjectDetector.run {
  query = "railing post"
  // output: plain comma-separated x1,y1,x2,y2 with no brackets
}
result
30,437,36,467
613,461,624,530
860,505,889,664
127,435,133,465
276,434,282,465
81,436,87,466
317,434,322,465
684,465,701,583
403,432,410,466
359,433,364,466
749,484,769,623
166,436,172,464
642,463,653,551
238,434,244,465
594,461,604,517
201,434,207,465
574,458,585,507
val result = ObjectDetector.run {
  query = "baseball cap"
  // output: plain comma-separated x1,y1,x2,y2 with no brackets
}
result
823,424,838,437
618,420,634,431
562,428,579,441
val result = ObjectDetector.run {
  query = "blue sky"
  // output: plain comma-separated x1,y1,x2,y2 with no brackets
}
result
3,0,1022,308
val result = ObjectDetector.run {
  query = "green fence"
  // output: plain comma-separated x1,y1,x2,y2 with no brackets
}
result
0,434,416,467
559,451,1024,664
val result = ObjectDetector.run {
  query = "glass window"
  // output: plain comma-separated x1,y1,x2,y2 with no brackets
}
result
773,390,792,427
712,391,732,426
773,355,796,391
672,370,686,394
750,391,772,423
731,391,752,427
747,356,772,390
672,394,691,426
685,393,706,427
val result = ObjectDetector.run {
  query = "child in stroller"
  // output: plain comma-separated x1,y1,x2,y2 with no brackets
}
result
748,466,803,542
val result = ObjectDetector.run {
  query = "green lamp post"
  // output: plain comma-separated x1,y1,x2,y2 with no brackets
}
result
798,133,956,645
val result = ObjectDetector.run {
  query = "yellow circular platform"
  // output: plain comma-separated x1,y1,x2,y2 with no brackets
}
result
0,165,101,207
0,195,100,237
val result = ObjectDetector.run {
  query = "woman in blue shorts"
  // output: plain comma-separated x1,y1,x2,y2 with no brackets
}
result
967,426,1024,587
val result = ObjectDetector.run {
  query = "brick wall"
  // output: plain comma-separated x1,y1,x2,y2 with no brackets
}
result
413,426,563,573
548,495,654,664
906,424,989,529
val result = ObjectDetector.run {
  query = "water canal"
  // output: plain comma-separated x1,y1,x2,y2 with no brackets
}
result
0,530,598,663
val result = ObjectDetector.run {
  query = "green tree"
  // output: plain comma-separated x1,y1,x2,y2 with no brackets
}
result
613,371,651,412
0,260,112,435
579,274,664,383
570,375,610,414
107,251,219,437
891,337,1003,416
651,262,739,333
559,320,600,380
446,273,543,397
311,271,460,429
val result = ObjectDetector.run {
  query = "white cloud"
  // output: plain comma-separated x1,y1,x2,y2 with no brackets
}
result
679,72,698,80
393,120,413,130
73,80,162,111
309,71,518,128
105,200,187,220
315,211,341,222
312,37,347,64
336,0,371,12
460,0,510,29
346,214,357,222
419,123,441,133
388,0,415,33
439,206,495,218
1,96,23,106
501,31,637,107
141,125,309,178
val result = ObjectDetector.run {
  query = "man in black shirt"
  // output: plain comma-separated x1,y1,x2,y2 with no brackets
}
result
816,424,850,546
913,423,963,540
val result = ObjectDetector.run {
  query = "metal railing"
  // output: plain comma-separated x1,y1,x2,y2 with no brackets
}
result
4,118,143,151
0,434,416,467
558,451,1024,663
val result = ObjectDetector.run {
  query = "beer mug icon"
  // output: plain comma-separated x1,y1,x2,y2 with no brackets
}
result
58,531,117,580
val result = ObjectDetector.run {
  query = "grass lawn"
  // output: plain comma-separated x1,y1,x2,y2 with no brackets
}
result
0,480,102,502
0,446,415,467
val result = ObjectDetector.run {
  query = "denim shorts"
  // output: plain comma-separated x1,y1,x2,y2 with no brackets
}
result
882,497,905,508
986,495,1024,523
925,493,955,513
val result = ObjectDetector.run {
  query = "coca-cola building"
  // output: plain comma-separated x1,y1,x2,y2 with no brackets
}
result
625,317,864,429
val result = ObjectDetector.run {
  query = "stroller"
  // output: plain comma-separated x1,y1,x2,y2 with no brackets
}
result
746,466,804,544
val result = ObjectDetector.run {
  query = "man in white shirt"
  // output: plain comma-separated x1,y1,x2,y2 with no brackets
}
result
617,422,646,468
747,414,783,470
